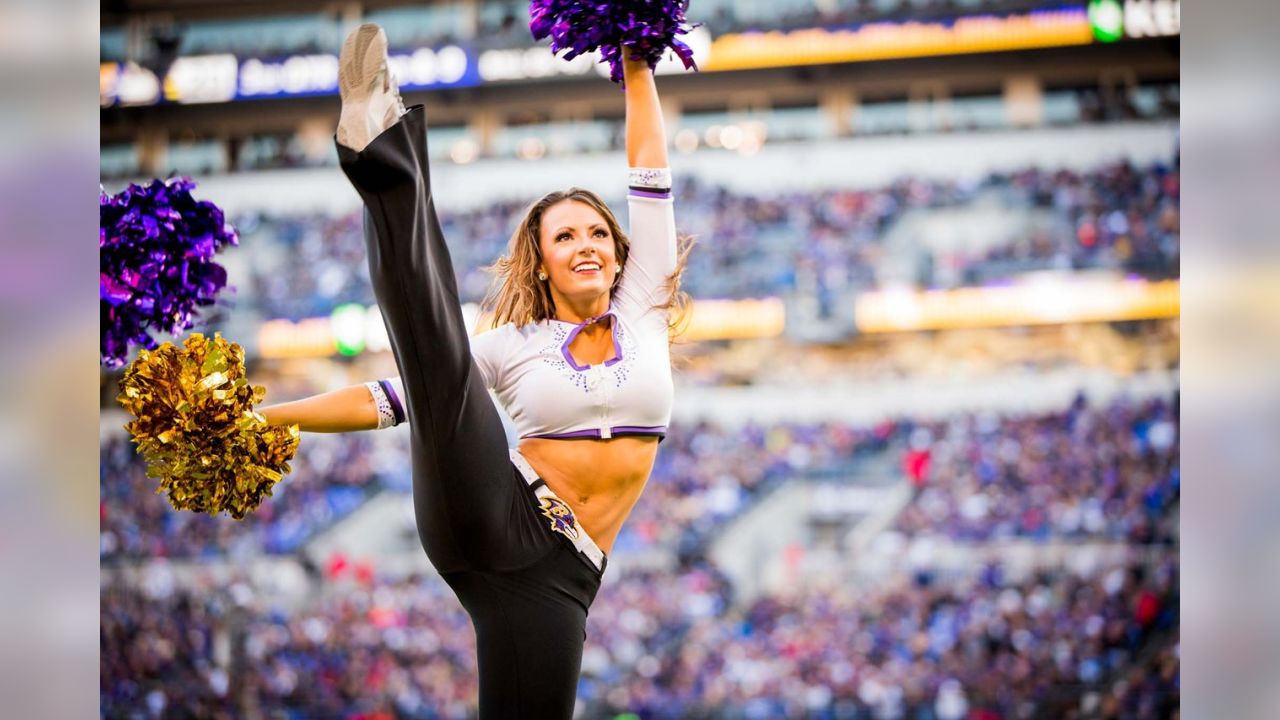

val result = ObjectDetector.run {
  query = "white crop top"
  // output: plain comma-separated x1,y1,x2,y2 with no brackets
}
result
367,167,677,440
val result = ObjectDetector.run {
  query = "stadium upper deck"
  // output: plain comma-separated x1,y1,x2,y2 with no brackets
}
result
101,0,1179,157
102,0,1166,52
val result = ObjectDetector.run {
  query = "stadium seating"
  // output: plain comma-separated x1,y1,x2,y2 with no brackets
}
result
235,159,1179,321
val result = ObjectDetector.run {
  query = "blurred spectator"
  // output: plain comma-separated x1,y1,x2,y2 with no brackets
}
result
1094,638,1179,719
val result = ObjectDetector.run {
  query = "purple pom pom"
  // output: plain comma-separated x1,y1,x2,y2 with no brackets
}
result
100,177,237,367
529,0,699,84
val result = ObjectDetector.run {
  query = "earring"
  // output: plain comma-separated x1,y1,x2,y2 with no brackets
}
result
538,271,548,281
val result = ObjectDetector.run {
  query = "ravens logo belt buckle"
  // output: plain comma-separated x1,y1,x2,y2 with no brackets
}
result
538,496,580,541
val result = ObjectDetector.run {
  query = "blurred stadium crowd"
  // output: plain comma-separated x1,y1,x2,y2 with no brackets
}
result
100,433,393,560
590,558,1177,719
101,1,1180,715
893,395,1179,544
102,393,1178,718
100,417,886,563
239,159,1179,320
100,138,1179,720
102,552,1177,719
101,395,1176,563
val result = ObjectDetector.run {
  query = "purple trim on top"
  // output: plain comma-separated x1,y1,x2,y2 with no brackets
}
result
531,428,600,440
604,322,624,367
560,326,588,371
560,311,623,371
526,425,668,440
612,425,668,436
378,379,405,425
629,188,672,200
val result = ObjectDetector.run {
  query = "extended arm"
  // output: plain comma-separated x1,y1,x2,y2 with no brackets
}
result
260,326,505,435
259,379,405,433
259,385,378,433
624,57,668,168
616,57,677,317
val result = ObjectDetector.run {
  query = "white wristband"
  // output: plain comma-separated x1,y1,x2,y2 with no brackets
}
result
629,167,672,190
365,381,398,430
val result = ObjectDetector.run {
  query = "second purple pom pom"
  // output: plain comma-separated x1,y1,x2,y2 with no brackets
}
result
529,0,699,84
100,177,238,368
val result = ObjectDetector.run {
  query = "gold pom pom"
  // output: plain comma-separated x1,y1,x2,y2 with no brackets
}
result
116,332,300,519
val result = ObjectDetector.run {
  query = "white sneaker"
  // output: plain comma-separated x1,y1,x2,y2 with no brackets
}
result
336,23,407,151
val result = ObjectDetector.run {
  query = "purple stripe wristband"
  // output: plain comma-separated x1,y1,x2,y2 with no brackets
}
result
378,379,405,426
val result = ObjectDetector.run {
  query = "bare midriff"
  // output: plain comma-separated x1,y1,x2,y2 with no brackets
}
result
518,435,660,556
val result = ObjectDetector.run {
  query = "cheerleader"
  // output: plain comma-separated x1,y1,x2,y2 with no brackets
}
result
260,23,684,718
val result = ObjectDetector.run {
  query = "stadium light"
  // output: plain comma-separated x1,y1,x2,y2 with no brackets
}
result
719,125,744,151
450,139,479,164
516,137,546,160
673,129,699,154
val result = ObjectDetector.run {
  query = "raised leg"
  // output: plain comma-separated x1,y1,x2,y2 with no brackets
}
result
336,46,539,573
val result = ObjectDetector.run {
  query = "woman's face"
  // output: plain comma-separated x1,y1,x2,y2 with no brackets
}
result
537,199,619,308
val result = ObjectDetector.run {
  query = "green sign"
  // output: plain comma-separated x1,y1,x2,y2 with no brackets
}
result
1088,0,1125,42
330,303,367,356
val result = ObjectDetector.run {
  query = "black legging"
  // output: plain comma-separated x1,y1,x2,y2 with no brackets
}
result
337,105,604,719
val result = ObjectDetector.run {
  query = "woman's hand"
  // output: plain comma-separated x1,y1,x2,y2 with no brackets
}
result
623,56,668,168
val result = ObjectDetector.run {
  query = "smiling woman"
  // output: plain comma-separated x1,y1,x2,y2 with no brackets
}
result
254,21,691,720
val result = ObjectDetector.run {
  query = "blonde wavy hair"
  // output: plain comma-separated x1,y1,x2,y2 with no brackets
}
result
481,188,692,337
